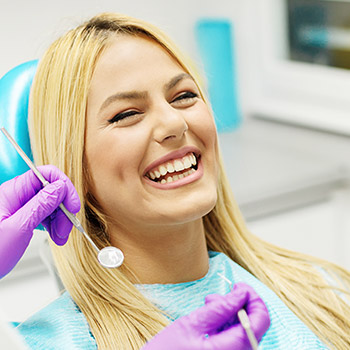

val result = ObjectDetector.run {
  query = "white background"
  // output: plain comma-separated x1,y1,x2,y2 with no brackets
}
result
0,0,255,117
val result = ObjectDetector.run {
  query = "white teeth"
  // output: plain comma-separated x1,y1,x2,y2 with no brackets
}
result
147,153,198,181
167,163,175,173
174,160,185,172
159,165,167,176
190,154,197,166
183,156,191,169
156,167,196,184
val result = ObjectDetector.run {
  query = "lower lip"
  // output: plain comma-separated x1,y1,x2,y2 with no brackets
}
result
144,159,204,190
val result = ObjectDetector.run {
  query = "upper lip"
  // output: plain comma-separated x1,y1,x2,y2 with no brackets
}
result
143,145,201,176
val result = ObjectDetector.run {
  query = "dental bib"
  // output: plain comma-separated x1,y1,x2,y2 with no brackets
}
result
136,251,328,349
16,252,328,349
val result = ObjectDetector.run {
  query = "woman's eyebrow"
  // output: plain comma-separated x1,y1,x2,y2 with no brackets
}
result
99,73,193,113
99,91,148,113
164,73,194,92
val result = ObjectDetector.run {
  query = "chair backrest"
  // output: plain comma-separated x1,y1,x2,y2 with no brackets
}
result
0,60,38,185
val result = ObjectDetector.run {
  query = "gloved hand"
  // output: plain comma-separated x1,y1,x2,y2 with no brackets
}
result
142,282,270,350
0,165,80,278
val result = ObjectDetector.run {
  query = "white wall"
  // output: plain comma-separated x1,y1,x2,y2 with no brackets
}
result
248,190,350,272
0,0,256,116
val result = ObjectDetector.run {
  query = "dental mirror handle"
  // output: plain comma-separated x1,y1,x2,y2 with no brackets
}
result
56,202,100,253
237,309,259,350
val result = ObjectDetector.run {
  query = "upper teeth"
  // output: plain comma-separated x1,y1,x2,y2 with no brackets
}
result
148,153,197,180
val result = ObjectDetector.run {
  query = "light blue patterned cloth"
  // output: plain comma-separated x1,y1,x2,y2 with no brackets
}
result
17,291,96,349
137,251,328,349
17,251,328,349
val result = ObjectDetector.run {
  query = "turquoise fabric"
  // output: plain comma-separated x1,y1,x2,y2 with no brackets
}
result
137,252,328,349
17,252,328,349
17,291,96,349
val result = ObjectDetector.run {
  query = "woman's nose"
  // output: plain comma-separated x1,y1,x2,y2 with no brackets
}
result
152,104,188,143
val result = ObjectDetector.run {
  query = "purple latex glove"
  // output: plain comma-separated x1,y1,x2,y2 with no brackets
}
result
142,282,270,350
0,165,80,278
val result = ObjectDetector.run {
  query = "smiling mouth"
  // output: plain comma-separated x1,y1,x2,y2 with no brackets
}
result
145,152,199,184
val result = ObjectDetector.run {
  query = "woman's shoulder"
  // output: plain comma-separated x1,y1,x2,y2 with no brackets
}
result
16,292,96,350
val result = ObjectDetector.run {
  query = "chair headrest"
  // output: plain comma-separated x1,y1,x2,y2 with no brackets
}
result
0,60,38,184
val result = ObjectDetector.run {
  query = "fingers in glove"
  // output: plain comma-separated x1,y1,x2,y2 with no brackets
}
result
0,165,80,218
0,170,45,218
36,166,80,242
244,286,271,342
4,180,68,241
221,283,270,343
37,165,81,214
203,284,269,350
202,322,248,350
188,286,249,335
204,293,222,305
43,209,73,245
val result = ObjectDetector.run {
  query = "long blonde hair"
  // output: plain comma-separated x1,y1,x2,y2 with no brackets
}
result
29,13,350,349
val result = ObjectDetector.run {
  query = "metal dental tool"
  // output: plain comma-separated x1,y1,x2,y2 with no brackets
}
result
217,272,259,350
1,127,124,269
237,308,259,350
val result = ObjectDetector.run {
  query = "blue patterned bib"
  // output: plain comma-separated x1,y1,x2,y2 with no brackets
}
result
17,251,328,349
136,251,328,349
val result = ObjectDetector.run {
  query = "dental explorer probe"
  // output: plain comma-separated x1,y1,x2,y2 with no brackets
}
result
1,127,124,269
217,272,259,350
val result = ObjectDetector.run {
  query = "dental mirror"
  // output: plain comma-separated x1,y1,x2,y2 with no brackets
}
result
1,127,124,269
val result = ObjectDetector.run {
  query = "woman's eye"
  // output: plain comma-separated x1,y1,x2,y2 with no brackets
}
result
108,110,140,124
171,91,198,105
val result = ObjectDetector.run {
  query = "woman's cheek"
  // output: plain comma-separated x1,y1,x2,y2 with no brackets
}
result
189,101,217,135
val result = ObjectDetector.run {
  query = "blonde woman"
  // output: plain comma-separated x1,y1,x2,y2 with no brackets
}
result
0,12,349,349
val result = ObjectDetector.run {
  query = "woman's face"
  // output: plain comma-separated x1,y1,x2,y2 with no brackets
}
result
85,34,218,236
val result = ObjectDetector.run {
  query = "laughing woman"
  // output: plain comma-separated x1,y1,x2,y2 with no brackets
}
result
0,12,350,349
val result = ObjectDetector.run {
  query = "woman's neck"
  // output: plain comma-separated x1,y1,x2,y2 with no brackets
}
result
109,219,209,284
